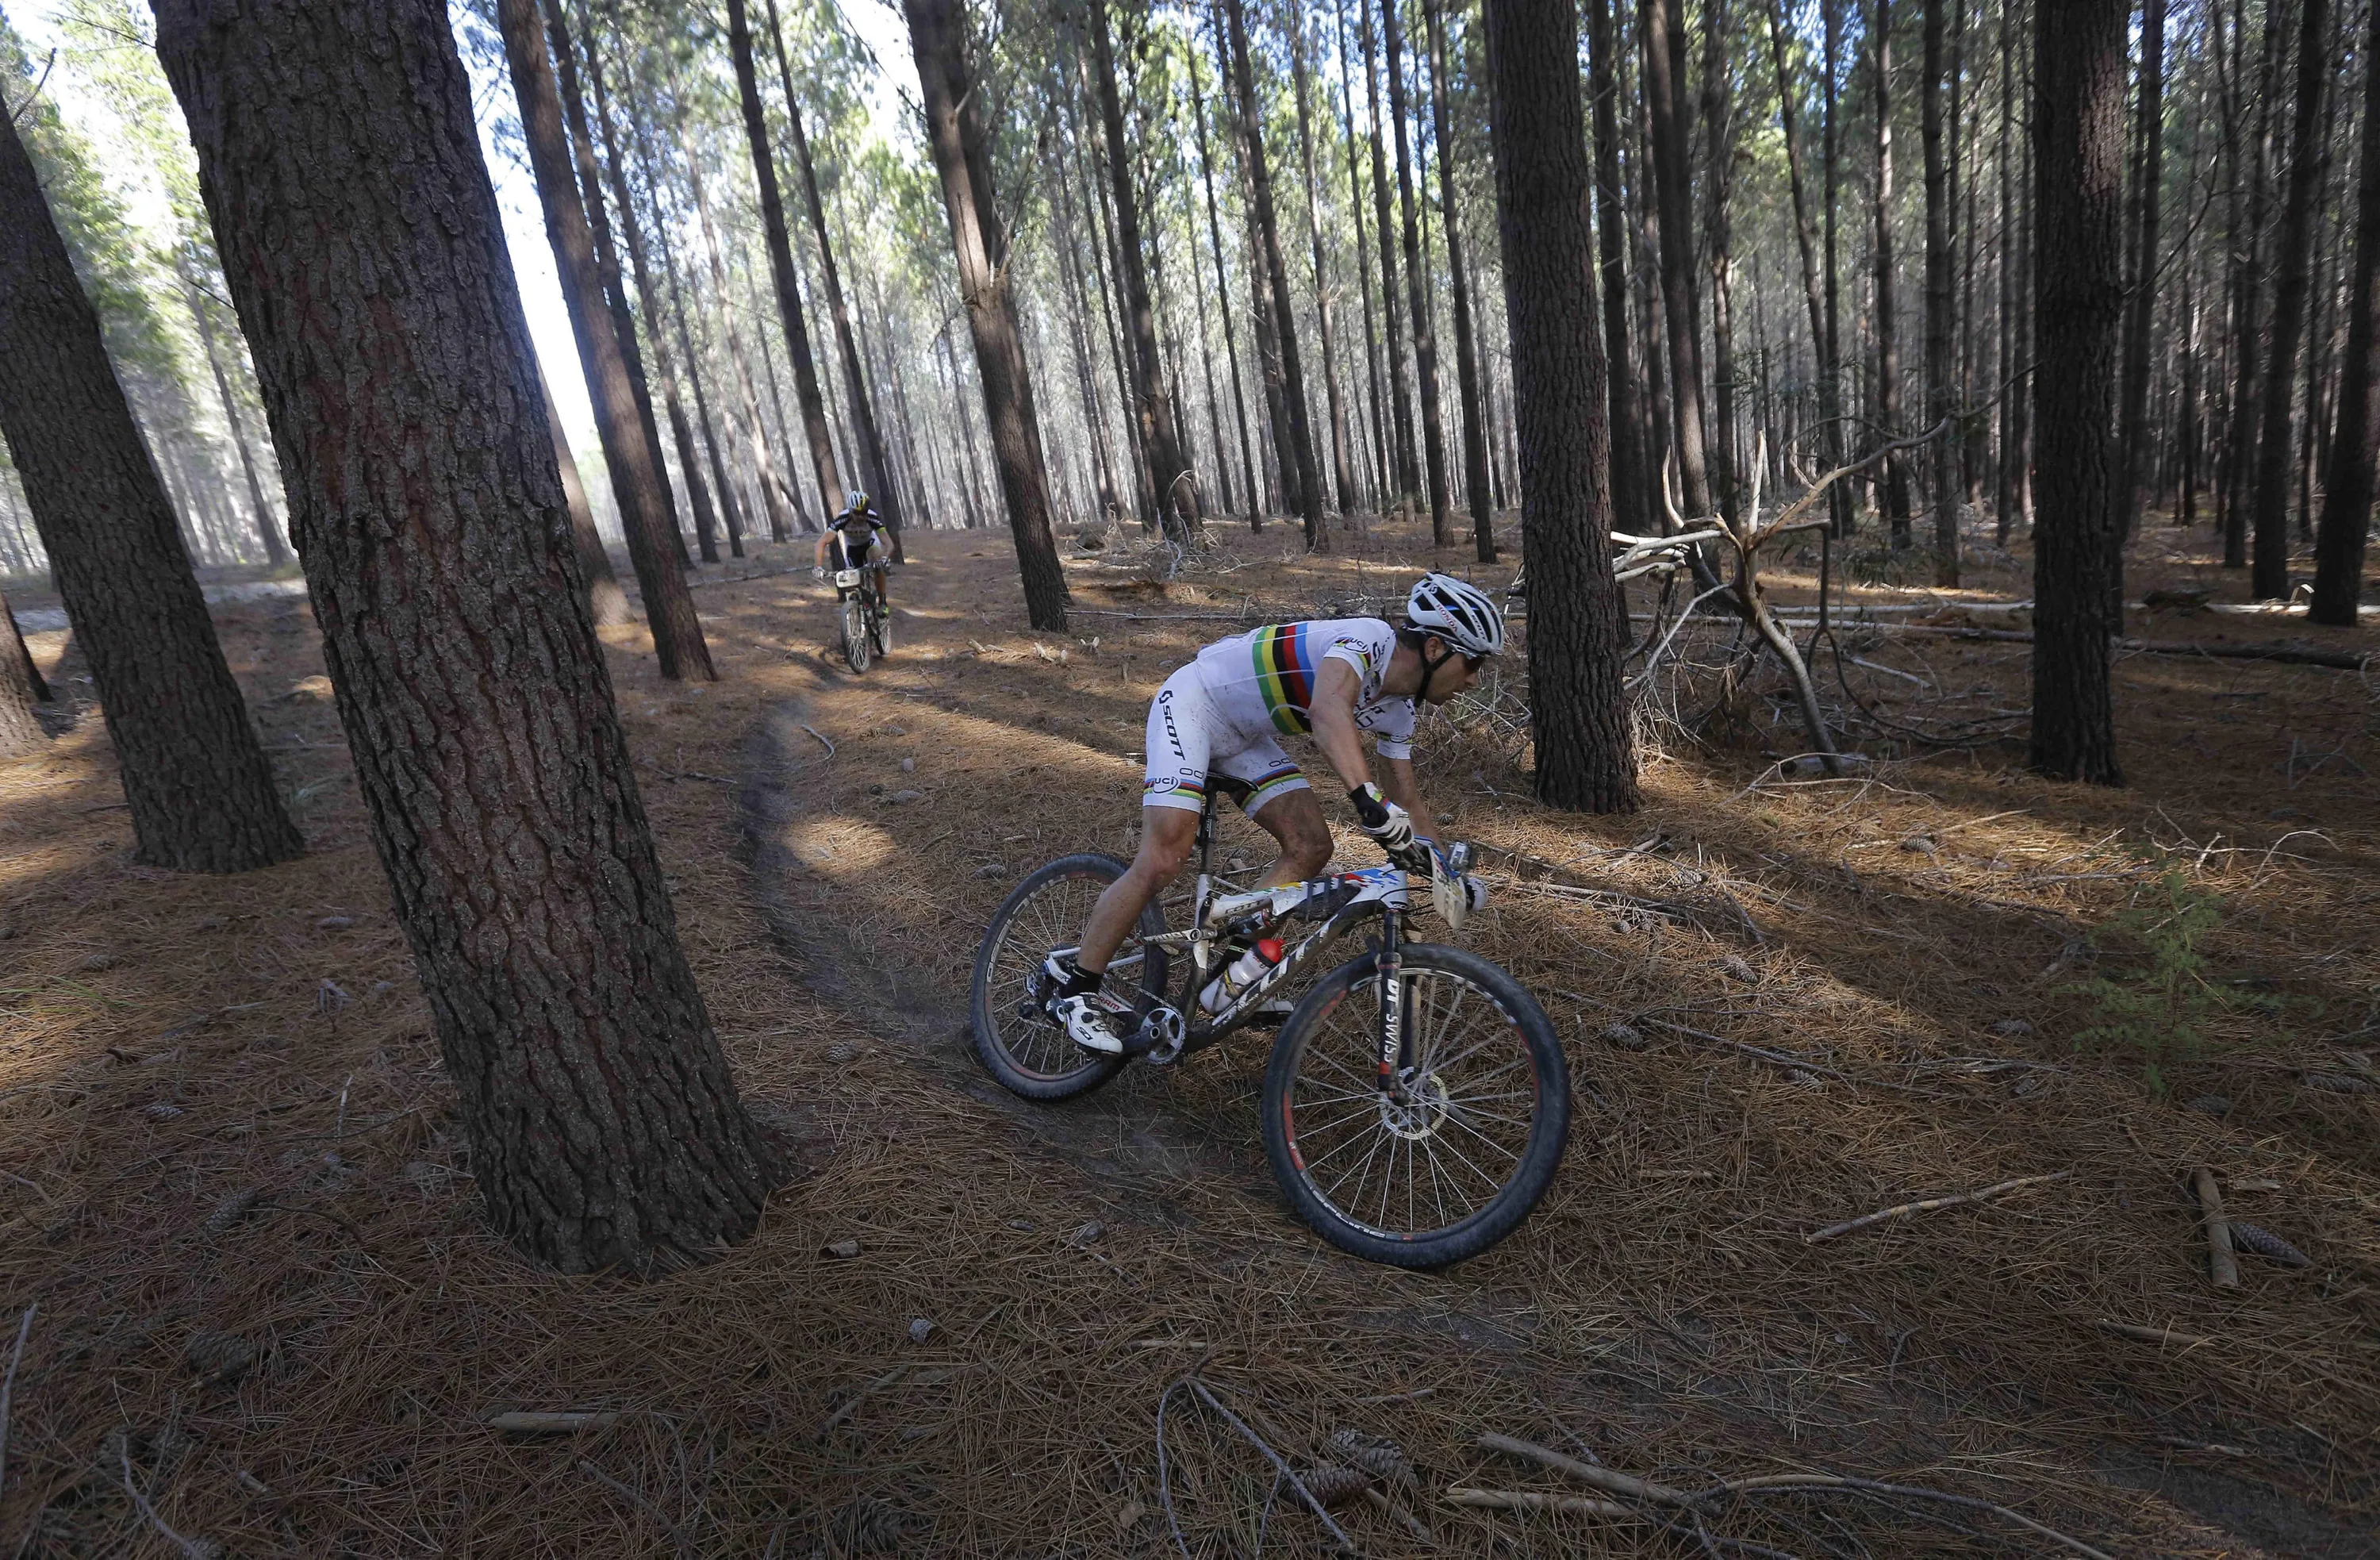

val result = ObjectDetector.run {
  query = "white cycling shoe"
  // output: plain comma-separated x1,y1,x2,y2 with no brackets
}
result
1050,991,1135,1055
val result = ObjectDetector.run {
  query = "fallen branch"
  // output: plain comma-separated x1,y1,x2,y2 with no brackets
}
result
1477,1432,1687,1504
486,1410,621,1434
119,1444,215,1558
1446,1486,1633,1519
1184,1377,1359,1553
2095,1320,2214,1350
1804,1170,2072,1243
2191,1167,2240,1289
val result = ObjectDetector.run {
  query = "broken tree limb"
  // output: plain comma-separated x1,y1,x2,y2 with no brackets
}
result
1185,1377,1357,1553
1476,1433,1687,1504
486,1410,622,1434
2191,1167,2240,1289
1804,1170,2072,1243
1445,1487,1634,1519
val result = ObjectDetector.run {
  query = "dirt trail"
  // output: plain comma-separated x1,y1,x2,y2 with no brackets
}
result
0,519,2373,1557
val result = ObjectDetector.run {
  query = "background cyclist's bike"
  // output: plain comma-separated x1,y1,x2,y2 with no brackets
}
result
969,792,1570,1268
831,564,890,674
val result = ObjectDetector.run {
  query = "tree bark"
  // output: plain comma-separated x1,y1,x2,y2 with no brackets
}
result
1822,0,1848,535
536,354,634,624
1587,0,1647,536
2223,0,2288,569
1335,0,1390,512
537,0,684,567
1921,0,1957,582
1291,2,1357,520
1702,0,1738,531
2029,0,2128,786
1765,0,1833,524
1090,0,1196,536
1639,0,1714,523
1994,0,2016,543
764,0,906,558
496,0,712,680
560,0,719,567
1481,0,1638,814
0,589,44,758
155,0,777,1270
1423,0,1495,561
1223,0,1325,550
2117,0,2168,543
4,590,48,703
1188,45,1263,530
0,105,302,869
1362,0,1420,501
2250,0,2331,601
726,0,843,527
2312,0,2380,624
1383,0,1453,543
902,0,1070,631
1871,0,1913,540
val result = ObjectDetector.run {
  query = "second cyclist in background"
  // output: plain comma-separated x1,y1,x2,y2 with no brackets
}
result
814,489,892,619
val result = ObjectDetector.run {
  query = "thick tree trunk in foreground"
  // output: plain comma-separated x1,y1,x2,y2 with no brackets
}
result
766,0,907,558
2312,0,2380,624
157,0,775,1272
726,0,843,521
496,0,712,680
2250,0,2331,602
1640,0,1713,523
1225,0,1325,550
2117,0,2167,542
1384,0,1452,543
0,108,301,870
902,0,1069,630
1482,0,1637,814
1587,0,1646,533
1090,0,1196,536
2029,0,2127,786
536,355,634,624
1424,0,1495,561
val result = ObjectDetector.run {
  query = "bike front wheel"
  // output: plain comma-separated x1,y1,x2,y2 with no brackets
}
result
869,593,892,656
840,597,872,674
969,854,1169,1101
1261,944,1570,1268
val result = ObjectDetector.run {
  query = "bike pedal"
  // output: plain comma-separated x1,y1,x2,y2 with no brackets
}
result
1120,1004,1187,1060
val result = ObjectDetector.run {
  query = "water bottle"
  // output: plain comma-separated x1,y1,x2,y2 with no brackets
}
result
1200,936,1285,1015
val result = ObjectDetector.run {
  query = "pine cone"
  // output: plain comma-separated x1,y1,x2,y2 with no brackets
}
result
1326,1427,1415,1486
1299,1462,1372,1509
2228,1222,2312,1267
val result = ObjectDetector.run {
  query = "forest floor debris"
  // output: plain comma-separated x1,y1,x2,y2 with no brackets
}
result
0,514,2375,1555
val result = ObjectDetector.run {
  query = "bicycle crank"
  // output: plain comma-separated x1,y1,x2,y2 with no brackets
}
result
1123,1003,1187,1066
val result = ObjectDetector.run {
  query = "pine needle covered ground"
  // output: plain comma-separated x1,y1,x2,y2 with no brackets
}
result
1,513,2374,1557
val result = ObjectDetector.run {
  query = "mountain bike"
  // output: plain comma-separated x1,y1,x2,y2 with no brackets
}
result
832,564,890,674
969,790,1571,1268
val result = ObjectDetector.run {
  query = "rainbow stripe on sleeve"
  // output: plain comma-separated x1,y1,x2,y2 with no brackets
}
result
1249,624,1315,734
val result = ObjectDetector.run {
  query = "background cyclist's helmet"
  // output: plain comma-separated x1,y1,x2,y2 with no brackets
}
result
844,489,869,512
1405,572,1505,658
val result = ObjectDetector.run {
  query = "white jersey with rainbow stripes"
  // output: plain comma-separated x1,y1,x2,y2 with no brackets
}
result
1187,617,1417,760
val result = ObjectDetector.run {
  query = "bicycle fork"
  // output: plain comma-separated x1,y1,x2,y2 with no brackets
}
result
1375,909,1408,1104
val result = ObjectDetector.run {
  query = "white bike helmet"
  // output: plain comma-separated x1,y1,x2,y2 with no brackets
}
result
1405,572,1505,659
845,489,869,511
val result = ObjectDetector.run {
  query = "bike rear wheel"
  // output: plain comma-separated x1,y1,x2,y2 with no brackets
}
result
1261,943,1570,1267
970,854,1169,1101
840,597,872,674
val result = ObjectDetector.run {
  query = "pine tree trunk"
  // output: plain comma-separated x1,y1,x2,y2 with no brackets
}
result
1822,0,1848,535
1921,0,1957,582
727,0,844,531
0,588,44,759
638,125,749,560
0,106,302,868
1482,0,1638,814
1423,0,1495,560
536,355,635,622
901,0,1070,631
156,0,777,1270
184,274,288,568
561,0,720,567
1994,0,2016,544
2029,0,2127,786
1385,0,1453,543
1336,0,1390,513
1871,0,1913,540
1089,0,1196,537
1054,161,1124,524
1189,48,1263,531
1765,0,1832,501
2224,0,2287,569
1224,0,1326,549
496,0,713,679
1587,0,1648,535
764,0,905,556
2250,0,2331,601
2312,0,2380,624
1702,0,1738,529
1361,0,1421,501
2117,0,2168,541
1291,2,1357,521
1639,0,1714,522
539,0,685,568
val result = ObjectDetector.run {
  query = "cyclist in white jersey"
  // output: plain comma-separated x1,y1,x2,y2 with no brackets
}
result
1042,574,1506,1055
